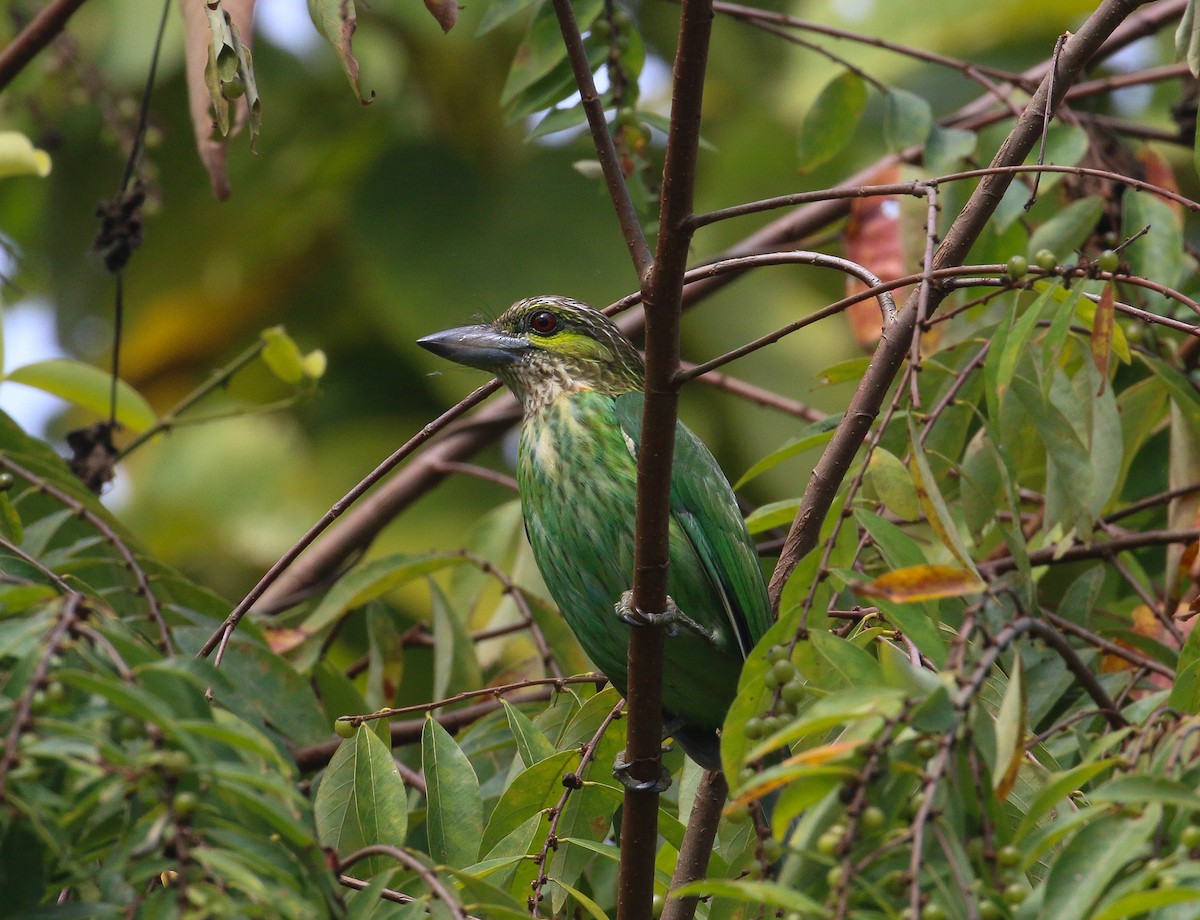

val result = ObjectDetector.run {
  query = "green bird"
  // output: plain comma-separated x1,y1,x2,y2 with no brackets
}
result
418,296,772,773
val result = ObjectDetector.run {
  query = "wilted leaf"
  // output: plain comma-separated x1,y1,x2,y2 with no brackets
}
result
308,0,374,104
857,564,984,603
179,0,257,199
423,0,459,32
1091,282,1115,394
992,653,1025,801
797,71,867,173
843,165,906,348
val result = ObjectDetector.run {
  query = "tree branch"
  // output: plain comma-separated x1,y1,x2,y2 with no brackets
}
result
619,0,714,916
0,0,91,93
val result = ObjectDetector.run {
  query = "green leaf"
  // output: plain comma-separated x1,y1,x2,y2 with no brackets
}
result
923,126,976,174
734,417,837,490
430,579,482,701
1177,0,1200,74
1121,188,1185,311
1027,196,1104,261
476,0,540,34
883,87,933,153
481,750,575,854
314,725,409,875
745,498,800,535
5,359,156,434
1090,775,1200,811
796,72,867,173
907,415,977,573
863,448,920,521
300,552,462,635
671,878,824,915
1092,887,1200,920
422,716,484,866
1013,758,1119,842
503,700,557,767
1034,807,1158,920
307,0,373,103
502,0,604,105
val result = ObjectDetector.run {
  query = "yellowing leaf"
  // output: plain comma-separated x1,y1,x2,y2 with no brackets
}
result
992,653,1025,801
0,131,50,179
857,564,984,603
1091,281,1115,394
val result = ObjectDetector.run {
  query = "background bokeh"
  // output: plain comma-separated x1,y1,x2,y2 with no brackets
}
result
0,0,1151,604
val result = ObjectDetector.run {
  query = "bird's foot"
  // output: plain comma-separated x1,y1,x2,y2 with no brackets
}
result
613,751,672,793
615,591,717,642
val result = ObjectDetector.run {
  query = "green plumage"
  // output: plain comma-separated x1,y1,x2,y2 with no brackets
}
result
419,296,772,770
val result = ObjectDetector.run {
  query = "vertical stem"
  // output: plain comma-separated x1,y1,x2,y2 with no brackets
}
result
661,770,728,920
618,0,714,917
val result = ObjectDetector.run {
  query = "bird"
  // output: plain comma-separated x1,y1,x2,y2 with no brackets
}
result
418,296,773,775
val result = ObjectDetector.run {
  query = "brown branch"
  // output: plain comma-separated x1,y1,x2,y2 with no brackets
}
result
766,0,1156,609
0,0,91,93
291,686,563,771
979,528,1200,576
619,0,715,916
337,845,466,919
661,770,728,920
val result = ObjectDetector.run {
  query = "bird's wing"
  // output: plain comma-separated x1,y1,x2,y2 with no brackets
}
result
613,392,773,657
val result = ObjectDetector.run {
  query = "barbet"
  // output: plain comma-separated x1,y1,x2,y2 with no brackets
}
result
418,296,772,772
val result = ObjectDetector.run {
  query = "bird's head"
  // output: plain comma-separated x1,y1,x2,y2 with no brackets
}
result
418,296,644,412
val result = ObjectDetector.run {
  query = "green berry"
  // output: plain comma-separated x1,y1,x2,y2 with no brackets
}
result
997,844,1021,867
1003,882,1028,905
781,679,806,706
334,719,357,739
1034,249,1058,271
978,900,1003,920
767,644,790,663
726,802,750,823
1006,254,1028,280
914,738,936,759
1098,249,1119,273
861,805,885,831
651,893,664,918
174,791,198,819
1181,825,1200,849
816,832,840,856
761,837,782,862
826,865,844,888
921,904,947,920
744,717,767,739
0,472,13,491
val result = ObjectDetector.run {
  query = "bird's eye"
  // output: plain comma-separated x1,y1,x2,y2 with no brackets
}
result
528,310,559,335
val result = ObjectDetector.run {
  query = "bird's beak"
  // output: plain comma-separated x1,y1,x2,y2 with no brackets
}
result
417,325,529,370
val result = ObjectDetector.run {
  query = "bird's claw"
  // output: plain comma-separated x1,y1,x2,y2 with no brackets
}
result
615,590,716,642
613,752,672,793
